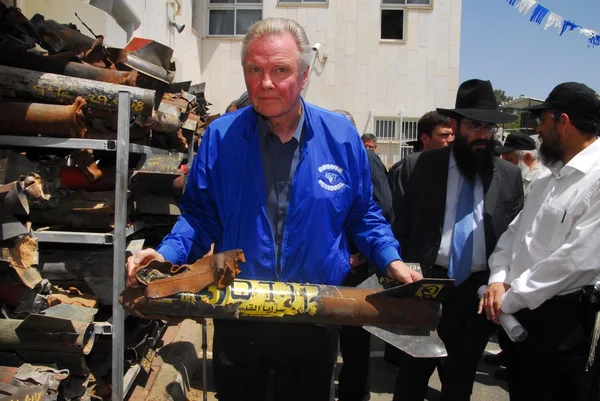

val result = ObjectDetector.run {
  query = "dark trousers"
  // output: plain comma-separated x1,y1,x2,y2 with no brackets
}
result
393,270,494,401
503,294,595,401
338,264,373,401
213,319,339,401
339,325,371,401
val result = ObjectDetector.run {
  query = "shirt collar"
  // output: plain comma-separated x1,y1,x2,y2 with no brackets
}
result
549,137,600,177
258,103,305,143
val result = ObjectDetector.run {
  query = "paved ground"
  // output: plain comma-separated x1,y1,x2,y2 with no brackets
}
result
187,320,509,401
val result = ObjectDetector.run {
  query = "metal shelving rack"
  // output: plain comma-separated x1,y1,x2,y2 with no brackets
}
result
0,91,167,400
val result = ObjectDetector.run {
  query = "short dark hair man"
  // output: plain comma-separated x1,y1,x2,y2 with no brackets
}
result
480,82,600,401
417,111,454,151
392,79,524,401
388,111,454,198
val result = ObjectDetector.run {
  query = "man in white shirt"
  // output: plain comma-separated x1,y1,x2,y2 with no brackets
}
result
480,82,600,401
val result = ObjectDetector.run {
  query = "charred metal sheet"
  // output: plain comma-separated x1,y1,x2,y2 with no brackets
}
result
0,5,39,49
11,363,69,400
0,380,49,401
0,65,156,116
16,350,89,377
29,15,95,54
0,215,28,241
107,38,175,84
0,45,138,86
0,182,29,216
0,152,39,185
0,98,86,138
71,150,102,182
167,81,192,93
130,171,184,196
0,304,98,355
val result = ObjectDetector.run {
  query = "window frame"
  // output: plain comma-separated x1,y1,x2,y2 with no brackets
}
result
373,116,401,142
206,0,263,37
381,0,433,8
277,0,328,6
379,1,408,42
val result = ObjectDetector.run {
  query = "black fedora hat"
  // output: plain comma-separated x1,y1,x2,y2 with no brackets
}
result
437,79,518,124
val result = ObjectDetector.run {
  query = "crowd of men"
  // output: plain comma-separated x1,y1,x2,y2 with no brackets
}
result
125,17,600,401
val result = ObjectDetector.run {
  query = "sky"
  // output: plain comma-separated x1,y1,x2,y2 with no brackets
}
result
459,0,600,100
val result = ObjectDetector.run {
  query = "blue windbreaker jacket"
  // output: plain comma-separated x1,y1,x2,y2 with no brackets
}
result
157,100,401,285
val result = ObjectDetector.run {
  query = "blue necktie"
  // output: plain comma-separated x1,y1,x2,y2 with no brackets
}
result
449,179,475,286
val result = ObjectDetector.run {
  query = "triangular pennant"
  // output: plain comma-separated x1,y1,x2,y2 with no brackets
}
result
544,12,563,31
530,4,549,25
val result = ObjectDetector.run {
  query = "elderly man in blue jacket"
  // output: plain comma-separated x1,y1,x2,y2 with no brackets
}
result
126,17,420,401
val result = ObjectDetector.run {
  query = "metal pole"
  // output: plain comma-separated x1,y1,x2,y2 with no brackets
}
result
112,91,131,401
202,321,208,401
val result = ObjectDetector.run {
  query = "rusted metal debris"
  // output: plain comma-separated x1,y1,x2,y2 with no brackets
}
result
108,38,175,84
0,183,30,241
0,304,97,355
0,45,138,86
0,234,42,289
29,14,96,55
0,65,156,116
0,97,87,138
0,182,29,216
121,250,451,333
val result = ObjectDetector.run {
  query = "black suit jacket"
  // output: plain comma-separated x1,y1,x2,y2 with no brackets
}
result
391,147,524,272
366,149,392,221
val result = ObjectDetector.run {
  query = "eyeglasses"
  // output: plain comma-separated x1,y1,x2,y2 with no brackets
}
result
462,120,498,135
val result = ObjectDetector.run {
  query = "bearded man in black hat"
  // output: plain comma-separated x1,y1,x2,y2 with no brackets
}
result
391,79,524,401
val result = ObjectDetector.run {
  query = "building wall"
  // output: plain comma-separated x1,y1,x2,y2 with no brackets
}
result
197,0,462,138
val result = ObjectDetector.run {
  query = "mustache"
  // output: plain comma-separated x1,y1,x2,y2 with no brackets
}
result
469,139,491,148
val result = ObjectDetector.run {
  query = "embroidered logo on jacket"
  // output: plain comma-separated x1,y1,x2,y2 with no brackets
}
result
318,164,345,191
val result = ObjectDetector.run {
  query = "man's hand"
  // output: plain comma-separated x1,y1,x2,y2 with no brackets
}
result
478,282,510,324
386,260,423,284
126,248,165,288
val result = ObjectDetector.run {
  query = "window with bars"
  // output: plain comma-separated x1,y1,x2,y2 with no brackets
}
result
208,0,263,36
373,116,419,143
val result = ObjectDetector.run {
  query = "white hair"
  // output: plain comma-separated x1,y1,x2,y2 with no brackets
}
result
516,149,538,161
241,18,312,71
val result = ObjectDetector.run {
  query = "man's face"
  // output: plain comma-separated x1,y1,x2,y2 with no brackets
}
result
501,150,520,166
452,118,496,179
243,33,309,119
536,110,564,166
363,139,377,151
422,125,454,151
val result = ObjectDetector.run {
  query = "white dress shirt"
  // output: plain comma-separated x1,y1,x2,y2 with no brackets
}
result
435,151,487,272
489,138,600,314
